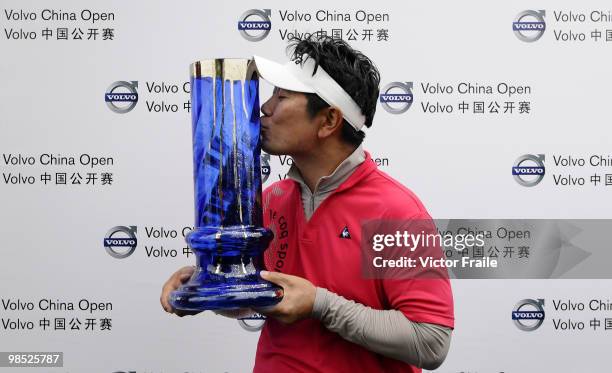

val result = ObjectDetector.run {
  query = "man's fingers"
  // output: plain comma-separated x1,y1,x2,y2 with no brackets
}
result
179,272,192,283
253,305,280,318
160,266,194,314
214,308,256,319
260,270,291,287
179,265,195,277
160,293,172,313
160,282,176,312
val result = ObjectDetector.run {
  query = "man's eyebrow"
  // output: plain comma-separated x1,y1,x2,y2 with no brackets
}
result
276,88,293,95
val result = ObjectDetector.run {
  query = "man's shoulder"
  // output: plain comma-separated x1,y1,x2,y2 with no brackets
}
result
360,168,430,218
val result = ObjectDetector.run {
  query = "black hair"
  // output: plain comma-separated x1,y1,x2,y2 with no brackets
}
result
287,35,380,147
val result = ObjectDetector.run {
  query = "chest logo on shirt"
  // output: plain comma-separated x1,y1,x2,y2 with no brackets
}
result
339,226,351,239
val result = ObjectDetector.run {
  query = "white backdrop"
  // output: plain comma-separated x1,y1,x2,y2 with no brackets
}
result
1,0,611,372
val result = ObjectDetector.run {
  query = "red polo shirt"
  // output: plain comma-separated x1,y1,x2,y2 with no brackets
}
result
254,151,454,373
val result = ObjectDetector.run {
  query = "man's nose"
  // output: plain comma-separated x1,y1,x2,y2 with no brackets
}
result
261,96,274,117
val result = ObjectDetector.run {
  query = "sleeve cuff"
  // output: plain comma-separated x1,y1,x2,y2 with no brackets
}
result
311,287,331,320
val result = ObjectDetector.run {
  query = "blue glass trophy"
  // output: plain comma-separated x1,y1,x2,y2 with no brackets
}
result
170,59,282,311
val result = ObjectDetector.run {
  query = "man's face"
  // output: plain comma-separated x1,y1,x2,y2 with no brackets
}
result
260,87,319,156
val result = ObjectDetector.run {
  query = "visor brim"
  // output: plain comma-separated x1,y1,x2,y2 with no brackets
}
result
254,55,315,93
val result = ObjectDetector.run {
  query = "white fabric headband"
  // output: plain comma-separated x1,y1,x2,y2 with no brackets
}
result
254,54,366,131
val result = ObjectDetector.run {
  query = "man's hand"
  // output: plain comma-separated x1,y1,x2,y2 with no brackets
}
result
255,270,316,324
160,265,201,317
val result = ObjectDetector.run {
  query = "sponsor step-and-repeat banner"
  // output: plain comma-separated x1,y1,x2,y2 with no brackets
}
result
1,0,612,372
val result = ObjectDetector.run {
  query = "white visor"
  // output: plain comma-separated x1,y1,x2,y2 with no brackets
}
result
254,54,366,131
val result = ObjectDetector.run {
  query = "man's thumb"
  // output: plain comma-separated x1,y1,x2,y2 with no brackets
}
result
260,270,288,286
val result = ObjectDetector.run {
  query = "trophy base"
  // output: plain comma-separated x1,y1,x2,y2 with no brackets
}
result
171,226,281,311
170,278,283,311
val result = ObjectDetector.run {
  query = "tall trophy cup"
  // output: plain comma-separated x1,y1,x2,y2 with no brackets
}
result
170,59,282,311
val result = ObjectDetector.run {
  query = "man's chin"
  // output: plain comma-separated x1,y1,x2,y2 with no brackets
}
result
262,141,293,157
261,144,281,156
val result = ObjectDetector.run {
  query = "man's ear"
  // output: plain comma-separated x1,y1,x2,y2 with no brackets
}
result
317,107,344,139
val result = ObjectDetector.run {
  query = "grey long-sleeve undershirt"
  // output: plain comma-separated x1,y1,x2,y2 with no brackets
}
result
312,287,452,370
288,146,453,368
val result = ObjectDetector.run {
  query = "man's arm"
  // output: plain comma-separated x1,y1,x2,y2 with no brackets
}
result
256,271,452,370
313,287,452,370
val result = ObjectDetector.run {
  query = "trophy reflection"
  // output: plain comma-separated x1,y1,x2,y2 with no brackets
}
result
170,58,282,311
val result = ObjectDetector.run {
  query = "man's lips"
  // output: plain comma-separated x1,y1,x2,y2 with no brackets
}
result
260,117,270,138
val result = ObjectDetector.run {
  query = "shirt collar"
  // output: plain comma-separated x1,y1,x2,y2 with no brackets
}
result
287,145,366,194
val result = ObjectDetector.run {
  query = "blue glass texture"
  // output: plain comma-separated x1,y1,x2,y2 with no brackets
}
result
170,64,282,311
